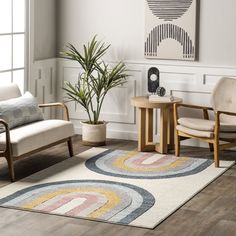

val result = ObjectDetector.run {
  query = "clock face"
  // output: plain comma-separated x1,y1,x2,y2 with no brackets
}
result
148,67,159,93
150,74,158,81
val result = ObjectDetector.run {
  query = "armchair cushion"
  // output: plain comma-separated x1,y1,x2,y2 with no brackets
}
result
176,125,214,138
211,77,236,123
178,117,236,132
219,132,236,139
0,92,43,132
177,125,236,140
178,118,215,131
0,120,74,157
0,83,21,101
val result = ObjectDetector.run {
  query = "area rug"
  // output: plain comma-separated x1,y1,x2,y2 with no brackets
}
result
0,148,234,229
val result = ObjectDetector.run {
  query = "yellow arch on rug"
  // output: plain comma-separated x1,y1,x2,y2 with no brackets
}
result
22,187,121,218
114,151,189,172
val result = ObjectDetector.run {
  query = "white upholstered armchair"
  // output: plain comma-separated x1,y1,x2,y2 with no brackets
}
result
174,77,236,167
0,84,74,181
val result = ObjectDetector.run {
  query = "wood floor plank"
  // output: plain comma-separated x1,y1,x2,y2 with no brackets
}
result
204,219,236,236
0,135,235,236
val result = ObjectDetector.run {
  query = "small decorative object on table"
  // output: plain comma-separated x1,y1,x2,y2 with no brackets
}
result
149,86,174,102
149,94,174,102
156,87,166,97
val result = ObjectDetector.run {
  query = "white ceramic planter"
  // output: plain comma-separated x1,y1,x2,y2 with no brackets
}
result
81,121,107,146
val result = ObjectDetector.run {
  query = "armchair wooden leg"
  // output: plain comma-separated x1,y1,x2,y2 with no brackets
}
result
67,137,74,157
213,140,220,167
209,143,214,152
6,156,15,182
175,131,180,157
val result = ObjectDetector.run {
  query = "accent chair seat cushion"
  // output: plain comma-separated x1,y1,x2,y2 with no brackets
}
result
178,117,236,132
178,118,215,131
176,125,236,139
0,120,74,157
176,125,214,138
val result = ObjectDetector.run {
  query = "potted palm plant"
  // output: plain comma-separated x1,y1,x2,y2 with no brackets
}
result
61,36,128,146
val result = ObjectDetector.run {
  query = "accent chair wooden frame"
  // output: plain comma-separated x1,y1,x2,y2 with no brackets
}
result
174,103,236,167
0,102,74,182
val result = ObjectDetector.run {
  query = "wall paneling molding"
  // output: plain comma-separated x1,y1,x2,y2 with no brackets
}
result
31,58,236,146
30,59,57,119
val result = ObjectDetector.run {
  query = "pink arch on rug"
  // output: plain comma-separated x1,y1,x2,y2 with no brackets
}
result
41,193,104,216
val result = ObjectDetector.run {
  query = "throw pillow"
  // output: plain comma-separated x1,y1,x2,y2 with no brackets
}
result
0,92,44,132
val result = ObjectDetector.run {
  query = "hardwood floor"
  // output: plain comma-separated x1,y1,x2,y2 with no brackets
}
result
0,135,235,236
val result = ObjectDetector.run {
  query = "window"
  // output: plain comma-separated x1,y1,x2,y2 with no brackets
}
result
0,0,26,93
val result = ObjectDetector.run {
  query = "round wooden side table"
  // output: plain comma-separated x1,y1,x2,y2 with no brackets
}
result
131,96,182,154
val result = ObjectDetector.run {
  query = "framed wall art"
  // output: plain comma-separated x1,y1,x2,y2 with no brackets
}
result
145,0,198,60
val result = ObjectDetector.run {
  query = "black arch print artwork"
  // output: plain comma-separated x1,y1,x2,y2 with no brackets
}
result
147,0,193,21
145,24,195,58
145,0,197,60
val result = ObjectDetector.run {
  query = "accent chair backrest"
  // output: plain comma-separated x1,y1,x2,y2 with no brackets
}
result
211,77,236,123
0,84,22,102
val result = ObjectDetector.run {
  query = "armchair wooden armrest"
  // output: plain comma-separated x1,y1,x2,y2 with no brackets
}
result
39,102,70,121
0,119,11,155
174,103,213,111
174,103,214,126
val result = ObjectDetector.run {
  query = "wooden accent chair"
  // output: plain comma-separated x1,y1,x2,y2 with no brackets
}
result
0,84,74,181
174,77,236,167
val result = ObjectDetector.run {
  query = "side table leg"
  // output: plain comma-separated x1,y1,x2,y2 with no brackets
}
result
168,105,175,149
159,107,168,154
138,108,146,151
146,108,153,143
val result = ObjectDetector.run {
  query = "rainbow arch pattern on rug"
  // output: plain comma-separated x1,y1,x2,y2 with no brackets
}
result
85,150,213,179
0,180,155,224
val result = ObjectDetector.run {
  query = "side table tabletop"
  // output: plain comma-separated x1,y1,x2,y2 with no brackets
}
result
131,96,182,154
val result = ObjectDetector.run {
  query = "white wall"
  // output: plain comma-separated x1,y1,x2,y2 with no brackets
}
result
34,0,57,60
57,0,144,61
199,0,236,66
57,0,236,66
